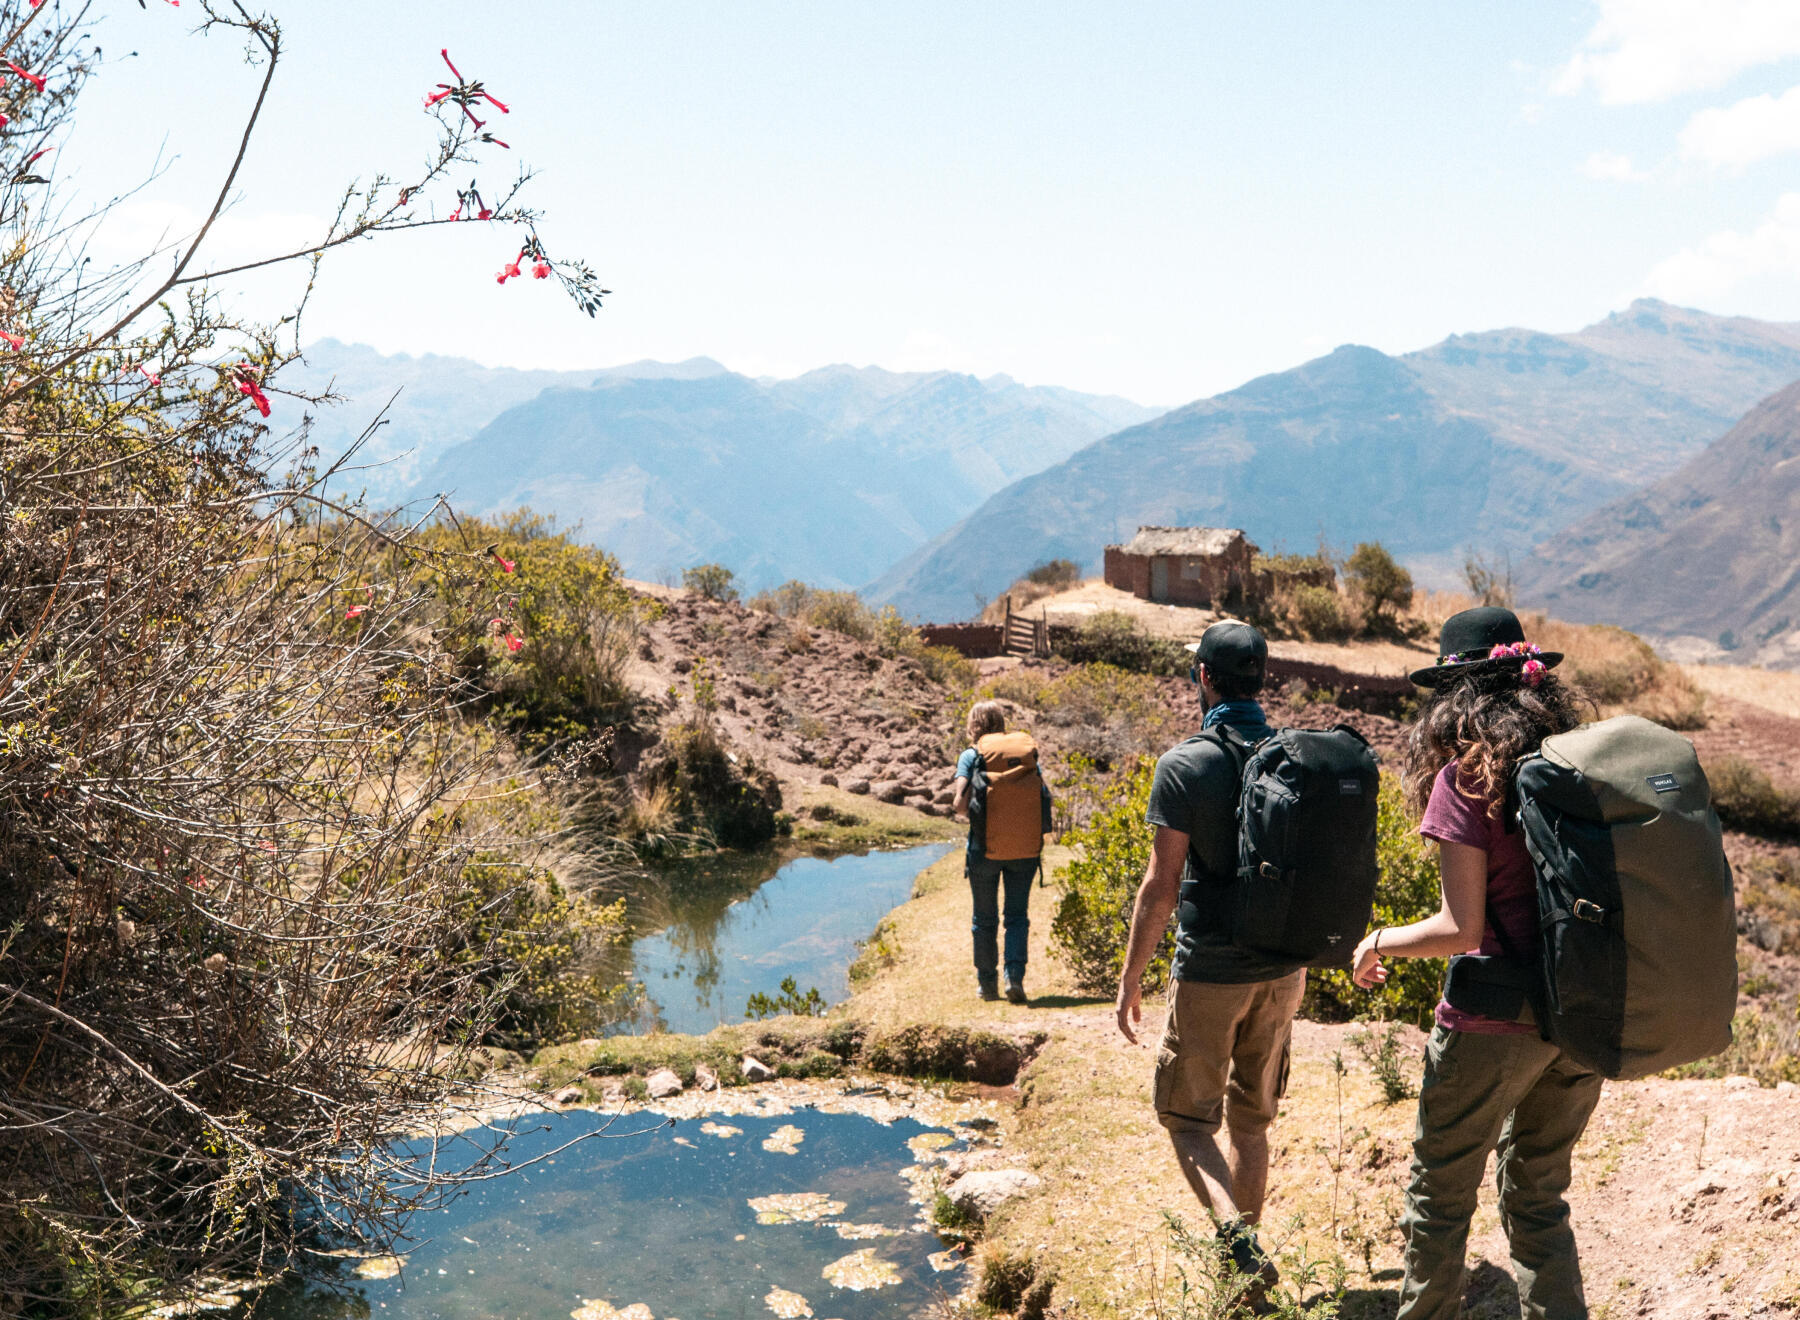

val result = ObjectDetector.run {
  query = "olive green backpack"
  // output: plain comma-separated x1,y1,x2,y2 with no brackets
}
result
1514,715,1737,1081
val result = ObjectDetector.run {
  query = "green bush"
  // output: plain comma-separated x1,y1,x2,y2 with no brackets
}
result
1054,609,1189,675
450,856,633,1049
1032,663,1177,768
1344,541,1413,630
1051,758,1163,994
416,511,653,742
1303,775,1445,1028
682,562,739,601
1026,558,1083,589
1709,756,1800,839
1289,584,1354,642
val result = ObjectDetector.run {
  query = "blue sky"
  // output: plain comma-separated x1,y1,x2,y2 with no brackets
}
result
59,1,1800,405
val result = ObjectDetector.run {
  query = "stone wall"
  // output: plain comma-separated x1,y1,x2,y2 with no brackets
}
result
918,622,1006,658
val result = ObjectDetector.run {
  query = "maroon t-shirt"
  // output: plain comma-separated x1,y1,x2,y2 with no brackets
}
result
1419,760,1538,1035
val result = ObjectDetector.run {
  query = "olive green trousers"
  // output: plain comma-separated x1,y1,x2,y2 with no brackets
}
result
1397,1025,1603,1320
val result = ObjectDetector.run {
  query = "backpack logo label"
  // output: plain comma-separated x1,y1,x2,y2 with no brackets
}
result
1339,779,1363,795
1647,773,1680,794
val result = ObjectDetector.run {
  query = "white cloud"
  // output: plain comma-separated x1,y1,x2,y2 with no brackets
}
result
1555,0,1800,104
1642,191,1800,300
1582,151,1650,181
1679,84,1800,168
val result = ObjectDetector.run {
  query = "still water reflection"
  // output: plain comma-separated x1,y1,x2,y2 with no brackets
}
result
260,1108,964,1320
618,843,955,1036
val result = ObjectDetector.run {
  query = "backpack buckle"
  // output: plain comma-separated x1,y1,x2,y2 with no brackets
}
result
1572,899,1606,924
1259,860,1281,882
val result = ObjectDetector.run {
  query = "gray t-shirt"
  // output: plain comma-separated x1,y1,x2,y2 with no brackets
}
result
1146,719,1307,984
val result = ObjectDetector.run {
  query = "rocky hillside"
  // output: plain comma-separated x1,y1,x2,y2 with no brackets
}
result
624,586,1408,816
409,365,1157,593
1517,378,1800,669
871,300,1800,621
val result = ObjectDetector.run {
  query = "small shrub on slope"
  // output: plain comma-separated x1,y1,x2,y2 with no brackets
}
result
1709,757,1800,840
1304,775,1445,1028
1054,609,1189,675
682,562,739,602
1051,758,1164,994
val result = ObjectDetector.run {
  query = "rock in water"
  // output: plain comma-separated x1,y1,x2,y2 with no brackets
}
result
645,1068,684,1099
694,1063,719,1091
742,1054,776,1081
763,1287,813,1318
944,1169,1042,1220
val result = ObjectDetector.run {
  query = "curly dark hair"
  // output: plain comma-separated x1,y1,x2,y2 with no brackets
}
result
1402,668,1587,818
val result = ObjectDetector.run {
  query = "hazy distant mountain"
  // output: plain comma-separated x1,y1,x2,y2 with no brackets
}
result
870,301,1800,620
409,365,1159,591
285,340,728,501
1516,378,1800,669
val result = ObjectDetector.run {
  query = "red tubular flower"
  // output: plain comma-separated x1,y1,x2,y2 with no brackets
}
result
0,332,21,350
234,363,272,418
441,48,465,82
504,632,525,654
25,148,50,166
7,63,46,93
477,208,493,221
496,254,523,285
138,365,162,387
344,604,366,619
424,88,452,108
532,261,552,279
486,137,510,150
482,93,511,113
492,550,516,573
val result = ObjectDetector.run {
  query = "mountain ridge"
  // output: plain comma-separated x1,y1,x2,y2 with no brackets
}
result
406,360,1161,591
868,300,1800,620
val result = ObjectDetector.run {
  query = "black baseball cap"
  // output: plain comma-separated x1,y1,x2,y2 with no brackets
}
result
1183,620,1268,680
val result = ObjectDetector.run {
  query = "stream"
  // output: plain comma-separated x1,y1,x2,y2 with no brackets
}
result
613,842,956,1036
260,1106,972,1320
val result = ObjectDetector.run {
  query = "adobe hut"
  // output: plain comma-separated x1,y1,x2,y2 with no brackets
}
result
1103,525,1258,607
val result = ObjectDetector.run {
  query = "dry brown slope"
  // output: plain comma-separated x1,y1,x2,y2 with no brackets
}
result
1518,379,1800,670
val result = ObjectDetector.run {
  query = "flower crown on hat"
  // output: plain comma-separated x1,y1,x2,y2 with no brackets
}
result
1433,640,1548,686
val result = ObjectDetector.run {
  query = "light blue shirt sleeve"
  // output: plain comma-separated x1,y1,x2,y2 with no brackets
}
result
954,747,979,780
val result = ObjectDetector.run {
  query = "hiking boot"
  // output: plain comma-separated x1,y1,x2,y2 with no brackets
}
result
1005,979,1028,1005
978,978,1001,1002
1218,1219,1279,1315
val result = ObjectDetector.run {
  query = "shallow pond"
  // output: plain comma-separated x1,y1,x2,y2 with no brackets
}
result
617,842,955,1036
261,1107,968,1320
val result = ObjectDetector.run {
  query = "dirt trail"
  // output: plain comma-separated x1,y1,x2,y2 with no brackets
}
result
849,850,1800,1318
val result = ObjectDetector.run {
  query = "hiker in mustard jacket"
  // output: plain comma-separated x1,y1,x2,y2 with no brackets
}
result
951,700,1051,1003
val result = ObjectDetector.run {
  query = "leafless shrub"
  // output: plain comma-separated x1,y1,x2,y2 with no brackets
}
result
0,2,610,1308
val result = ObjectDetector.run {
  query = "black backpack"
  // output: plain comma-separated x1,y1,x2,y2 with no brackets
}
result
1206,724,1382,967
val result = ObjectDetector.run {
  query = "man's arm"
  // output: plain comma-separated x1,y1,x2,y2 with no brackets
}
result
1115,825,1190,1043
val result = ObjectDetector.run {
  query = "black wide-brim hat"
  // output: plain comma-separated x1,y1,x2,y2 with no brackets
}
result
1409,605,1564,689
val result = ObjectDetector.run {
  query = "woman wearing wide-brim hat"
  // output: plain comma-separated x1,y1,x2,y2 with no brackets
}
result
1353,606,1600,1320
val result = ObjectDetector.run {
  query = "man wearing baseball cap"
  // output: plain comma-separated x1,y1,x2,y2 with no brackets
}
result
1115,619,1298,1303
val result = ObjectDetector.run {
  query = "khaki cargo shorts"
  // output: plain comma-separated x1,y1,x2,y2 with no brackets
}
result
1153,970,1306,1136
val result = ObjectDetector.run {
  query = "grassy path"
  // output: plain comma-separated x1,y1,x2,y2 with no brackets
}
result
848,849,1800,1318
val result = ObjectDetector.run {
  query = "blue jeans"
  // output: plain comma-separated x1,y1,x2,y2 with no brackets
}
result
968,855,1036,985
